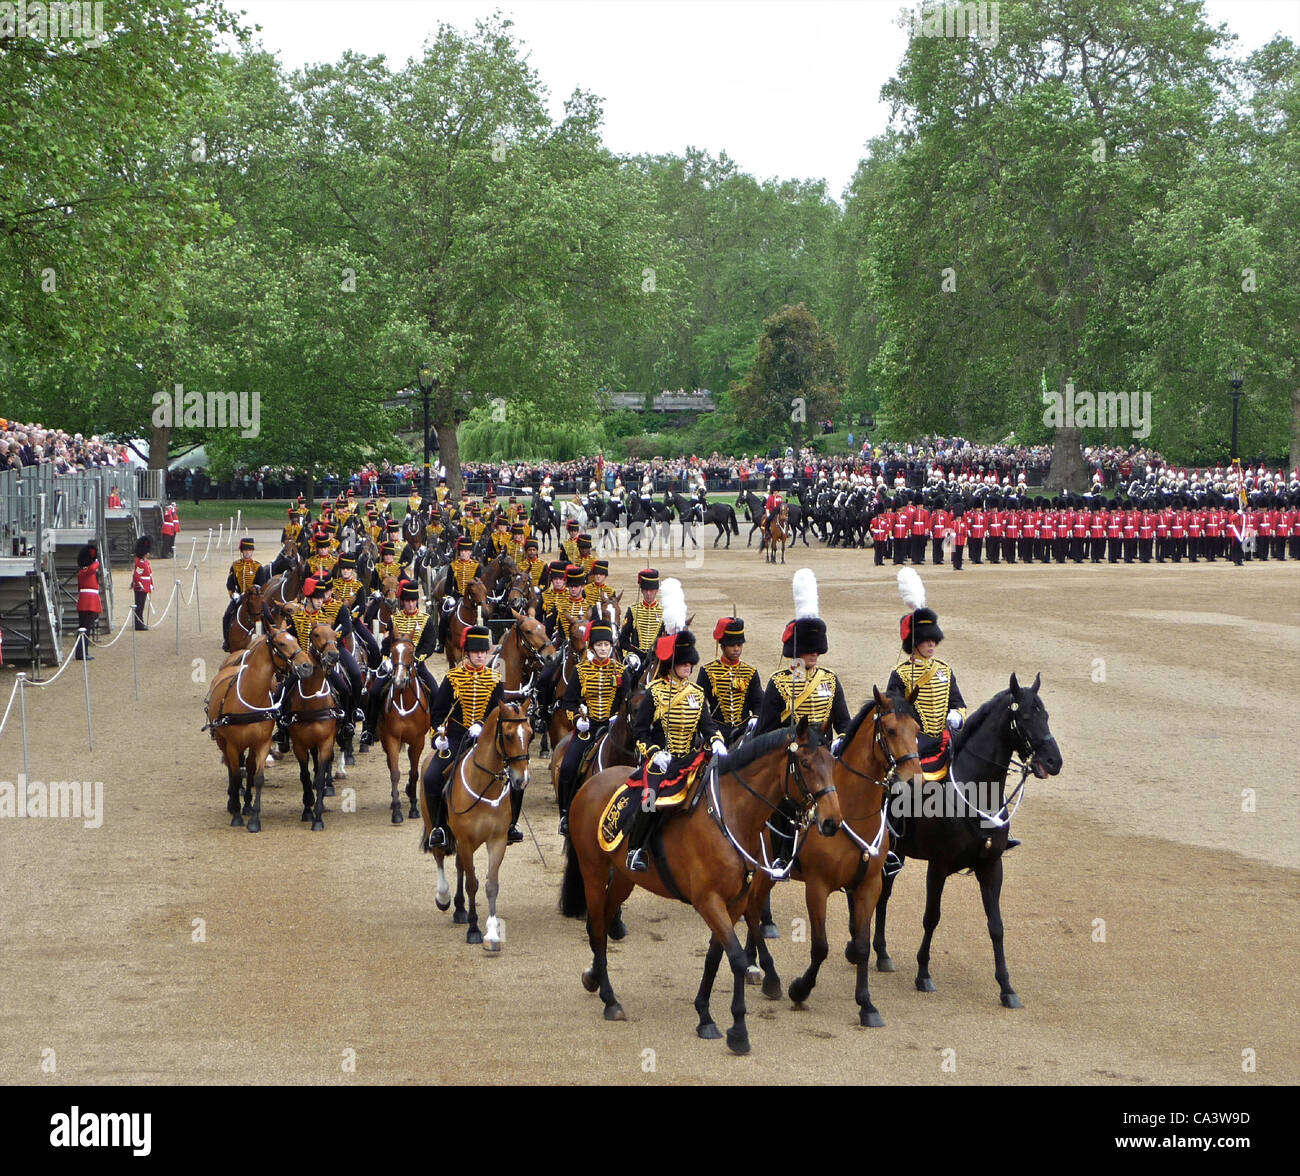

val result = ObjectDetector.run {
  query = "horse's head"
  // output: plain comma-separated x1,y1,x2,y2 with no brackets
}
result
310,622,339,673
791,717,842,837
1008,672,1062,778
495,697,533,791
390,636,414,689
567,605,591,653
466,578,489,608
245,583,265,618
380,574,401,604
512,609,557,668
841,685,923,792
269,627,313,681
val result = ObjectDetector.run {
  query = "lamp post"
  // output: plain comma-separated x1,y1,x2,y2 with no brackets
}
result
418,365,437,499
1228,369,1243,461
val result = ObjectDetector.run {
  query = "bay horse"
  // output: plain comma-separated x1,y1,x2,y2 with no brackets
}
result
204,628,313,833
444,578,489,667
760,506,790,564
868,672,1062,1007
287,622,345,831
263,552,307,625
560,719,841,1054
744,687,922,1026
542,602,590,753
226,582,266,653
418,697,534,950
377,635,432,824
494,607,557,692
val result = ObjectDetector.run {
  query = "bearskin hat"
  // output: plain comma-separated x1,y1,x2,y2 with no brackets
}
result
713,616,745,645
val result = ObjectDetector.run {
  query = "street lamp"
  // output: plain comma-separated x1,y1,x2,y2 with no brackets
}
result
417,365,437,499
1228,369,1243,461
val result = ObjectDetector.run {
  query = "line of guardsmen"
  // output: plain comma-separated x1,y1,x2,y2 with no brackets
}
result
868,489,1300,569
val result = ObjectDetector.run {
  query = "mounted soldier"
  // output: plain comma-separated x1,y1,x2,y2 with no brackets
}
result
284,577,365,757
699,615,763,745
436,536,481,654
362,581,438,749
222,537,270,652
618,567,662,679
584,559,617,610
760,478,784,544
331,552,381,668
306,533,336,580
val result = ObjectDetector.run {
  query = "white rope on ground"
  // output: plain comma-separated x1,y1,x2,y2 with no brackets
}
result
183,537,199,570
0,676,21,739
179,566,200,606
201,529,213,562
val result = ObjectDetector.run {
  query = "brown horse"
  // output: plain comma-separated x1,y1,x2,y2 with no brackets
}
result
418,697,534,950
226,582,267,653
495,608,557,692
744,687,922,1026
760,506,790,564
445,578,489,667
263,552,307,625
287,622,345,831
378,635,432,824
543,602,590,752
205,628,313,833
560,718,841,1053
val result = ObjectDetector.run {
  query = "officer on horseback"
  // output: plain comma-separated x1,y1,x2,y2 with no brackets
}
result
760,479,784,543
436,536,480,653
285,577,365,755
424,626,508,849
626,620,725,873
222,537,269,652
618,568,661,679
362,581,439,748
699,616,763,744
555,618,626,836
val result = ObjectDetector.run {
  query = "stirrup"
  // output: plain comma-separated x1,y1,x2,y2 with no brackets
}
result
626,847,649,872
557,813,569,836
427,827,448,849
507,825,524,845
883,851,904,878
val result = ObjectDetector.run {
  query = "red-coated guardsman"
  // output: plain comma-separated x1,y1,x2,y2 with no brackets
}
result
130,535,153,631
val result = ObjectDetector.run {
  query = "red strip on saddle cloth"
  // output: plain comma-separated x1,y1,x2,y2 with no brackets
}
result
919,727,951,776
628,749,708,803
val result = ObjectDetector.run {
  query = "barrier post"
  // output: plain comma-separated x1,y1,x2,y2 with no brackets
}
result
216,523,223,553
193,567,202,634
17,673,29,785
80,628,93,751
174,580,181,655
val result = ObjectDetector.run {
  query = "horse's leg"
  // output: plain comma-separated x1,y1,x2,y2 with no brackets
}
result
452,854,468,924
224,744,244,827
915,858,948,992
247,751,266,834
976,855,1020,1007
298,747,313,821
406,739,421,818
697,894,752,1055
871,860,899,971
482,834,507,952
742,892,783,1000
788,878,830,1007
461,841,482,945
313,740,331,831
850,871,886,1026
586,866,633,1021
240,746,253,815
386,736,403,824
693,936,726,1040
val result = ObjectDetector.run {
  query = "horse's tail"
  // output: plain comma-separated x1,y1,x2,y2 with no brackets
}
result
559,833,587,918
729,507,739,535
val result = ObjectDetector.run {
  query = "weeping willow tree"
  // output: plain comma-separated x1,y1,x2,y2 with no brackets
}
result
459,403,606,462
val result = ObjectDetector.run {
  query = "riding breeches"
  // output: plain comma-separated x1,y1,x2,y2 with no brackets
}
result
558,722,607,810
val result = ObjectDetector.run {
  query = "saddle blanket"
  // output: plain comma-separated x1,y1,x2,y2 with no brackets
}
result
919,728,951,781
597,751,707,852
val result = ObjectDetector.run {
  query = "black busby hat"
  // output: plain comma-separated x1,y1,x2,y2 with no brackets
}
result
77,543,97,568
547,560,567,580
671,629,700,666
510,522,524,535
713,616,745,644
464,625,491,652
585,619,615,646
304,577,329,599
134,535,152,558
399,582,419,603
576,532,592,548
455,536,473,552
591,559,609,576
782,569,828,657
379,542,396,558
637,568,659,590
564,564,587,586
239,537,255,551
565,518,580,532
900,607,943,653
524,537,539,551
336,553,356,569
314,534,330,547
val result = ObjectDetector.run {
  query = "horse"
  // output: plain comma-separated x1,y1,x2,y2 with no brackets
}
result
699,502,740,548
204,628,313,833
530,499,558,552
418,697,534,951
559,719,842,1054
743,687,923,1026
444,578,489,667
287,622,346,831
868,672,1063,1007
377,635,432,824
401,506,427,553
226,583,267,653
760,506,790,563
542,603,590,753
494,608,557,692
263,553,307,625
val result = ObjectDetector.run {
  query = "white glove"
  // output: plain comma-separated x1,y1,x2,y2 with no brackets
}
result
831,736,844,756
651,750,671,772
468,722,483,739
435,734,450,753
711,738,728,758
379,657,392,675
575,716,590,733
626,653,641,671
746,716,758,732
946,709,963,731
230,591,239,601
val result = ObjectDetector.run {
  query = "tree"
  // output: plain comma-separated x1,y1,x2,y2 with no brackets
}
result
733,305,846,454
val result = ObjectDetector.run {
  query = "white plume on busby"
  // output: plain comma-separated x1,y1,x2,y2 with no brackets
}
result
896,566,926,610
792,568,819,620
660,577,686,636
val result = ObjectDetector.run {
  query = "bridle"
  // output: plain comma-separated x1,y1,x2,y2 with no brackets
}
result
946,696,1041,830
835,702,920,790
453,707,532,814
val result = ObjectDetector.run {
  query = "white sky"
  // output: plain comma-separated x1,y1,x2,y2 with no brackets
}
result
230,0,1300,201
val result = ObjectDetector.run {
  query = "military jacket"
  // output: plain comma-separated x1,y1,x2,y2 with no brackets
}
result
620,600,663,654
699,657,763,729
227,557,266,595
755,666,850,736
563,656,627,724
634,676,719,760
431,663,503,734
887,656,966,739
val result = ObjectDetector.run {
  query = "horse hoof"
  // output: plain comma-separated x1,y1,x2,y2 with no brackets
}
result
603,1003,626,1022
581,969,599,993
697,1022,722,1040
409,804,420,819
860,1009,885,1028
311,820,324,832
844,942,862,965
391,807,404,824
247,818,261,834
761,976,783,1001
301,808,312,821
760,922,779,940
608,916,627,941
745,965,762,986
453,909,468,925
242,802,253,816
230,814,244,827
725,1029,750,1055
467,929,483,945
788,977,811,1004
323,783,335,797
916,977,936,993
1001,992,1022,1009
482,938,501,954
435,896,451,912
877,954,896,973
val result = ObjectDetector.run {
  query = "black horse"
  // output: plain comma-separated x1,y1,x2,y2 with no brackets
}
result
859,672,1062,1008
736,489,810,548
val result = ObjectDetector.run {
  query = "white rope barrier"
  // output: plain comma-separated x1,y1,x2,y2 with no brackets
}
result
201,528,213,563
95,605,137,650
183,537,199,570
0,675,21,740
22,640,84,688
148,580,182,626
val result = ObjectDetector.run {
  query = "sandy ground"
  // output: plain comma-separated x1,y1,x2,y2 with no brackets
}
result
1,525,1296,1085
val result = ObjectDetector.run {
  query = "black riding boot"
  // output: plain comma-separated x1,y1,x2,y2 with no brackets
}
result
625,807,657,872
426,778,450,849
508,787,524,844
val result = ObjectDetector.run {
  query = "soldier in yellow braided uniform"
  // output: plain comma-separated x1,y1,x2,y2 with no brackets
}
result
519,538,546,591
466,508,487,545
618,568,663,675
306,534,336,580
423,625,515,847
560,518,582,565
574,533,596,578
506,522,526,563
537,560,567,616
699,616,764,744
331,553,380,668
407,488,423,516
625,627,726,871
221,537,269,651
555,618,626,834
544,563,587,644
284,577,365,754
489,514,512,556
362,581,438,748
436,536,481,653
583,559,618,610
280,507,303,546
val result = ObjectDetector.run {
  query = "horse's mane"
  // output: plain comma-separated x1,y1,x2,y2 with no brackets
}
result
951,689,1011,755
840,691,922,750
728,723,825,774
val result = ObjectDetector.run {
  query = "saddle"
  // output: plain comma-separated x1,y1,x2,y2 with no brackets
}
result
599,750,709,851
918,728,952,781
